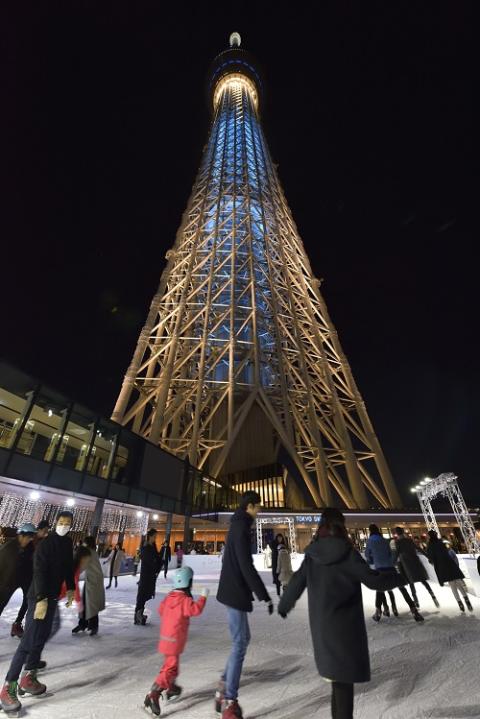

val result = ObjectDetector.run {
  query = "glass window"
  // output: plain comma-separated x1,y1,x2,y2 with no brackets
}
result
0,364,37,450
110,428,143,485
15,386,69,461
87,420,119,478
59,404,97,472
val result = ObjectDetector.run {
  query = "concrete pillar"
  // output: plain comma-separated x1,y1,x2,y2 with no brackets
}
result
183,515,191,549
90,498,105,540
165,513,173,544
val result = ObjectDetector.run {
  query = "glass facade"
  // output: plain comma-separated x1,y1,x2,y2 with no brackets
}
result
0,362,219,516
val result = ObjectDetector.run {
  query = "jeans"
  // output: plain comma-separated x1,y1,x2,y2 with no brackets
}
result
6,598,58,682
222,607,251,701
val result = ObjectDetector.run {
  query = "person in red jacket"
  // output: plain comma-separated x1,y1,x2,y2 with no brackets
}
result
144,566,209,716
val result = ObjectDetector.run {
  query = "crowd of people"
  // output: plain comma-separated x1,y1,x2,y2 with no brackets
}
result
0,494,478,719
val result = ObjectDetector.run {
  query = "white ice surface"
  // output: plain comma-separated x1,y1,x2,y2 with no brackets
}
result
1,572,480,719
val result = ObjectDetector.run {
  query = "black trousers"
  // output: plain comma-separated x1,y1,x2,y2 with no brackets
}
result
135,587,153,615
6,598,58,682
409,581,435,602
331,682,354,719
0,585,29,624
77,587,99,631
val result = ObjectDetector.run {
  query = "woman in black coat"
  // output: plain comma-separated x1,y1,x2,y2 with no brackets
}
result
426,530,473,612
278,508,404,719
393,527,439,609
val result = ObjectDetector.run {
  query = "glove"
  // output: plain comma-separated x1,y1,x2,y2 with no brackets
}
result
65,590,75,608
267,600,274,616
34,598,48,620
201,587,210,598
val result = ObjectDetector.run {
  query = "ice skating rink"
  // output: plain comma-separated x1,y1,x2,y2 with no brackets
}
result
1,572,479,719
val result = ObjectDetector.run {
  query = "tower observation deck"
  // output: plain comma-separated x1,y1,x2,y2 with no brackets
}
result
112,33,402,510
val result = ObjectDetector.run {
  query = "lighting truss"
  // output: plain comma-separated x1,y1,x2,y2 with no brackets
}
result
415,473,480,556
256,516,297,555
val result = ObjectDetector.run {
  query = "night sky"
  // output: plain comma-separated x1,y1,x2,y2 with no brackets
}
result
3,3,475,505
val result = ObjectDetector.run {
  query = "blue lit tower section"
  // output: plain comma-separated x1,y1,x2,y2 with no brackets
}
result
113,33,402,510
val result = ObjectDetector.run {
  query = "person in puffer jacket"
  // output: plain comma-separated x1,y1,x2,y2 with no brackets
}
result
144,566,208,716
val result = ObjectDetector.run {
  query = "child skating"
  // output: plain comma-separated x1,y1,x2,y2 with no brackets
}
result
144,566,208,716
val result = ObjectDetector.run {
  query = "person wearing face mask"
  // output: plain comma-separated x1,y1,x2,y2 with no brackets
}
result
0,511,75,715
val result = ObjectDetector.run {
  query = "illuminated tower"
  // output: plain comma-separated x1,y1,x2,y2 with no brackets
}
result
112,33,402,509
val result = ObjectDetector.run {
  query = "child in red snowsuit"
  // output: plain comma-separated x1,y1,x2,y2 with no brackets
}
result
144,565,208,716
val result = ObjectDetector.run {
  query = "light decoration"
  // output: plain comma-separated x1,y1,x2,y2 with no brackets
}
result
0,491,92,532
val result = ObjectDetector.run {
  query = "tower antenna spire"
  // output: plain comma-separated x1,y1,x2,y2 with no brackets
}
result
229,31,241,48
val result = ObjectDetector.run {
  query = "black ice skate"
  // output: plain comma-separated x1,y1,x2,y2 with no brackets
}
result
411,608,424,622
457,599,465,612
372,608,382,622
464,595,473,612
135,610,147,625
165,683,182,701
144,683,163,716
215,680,225,714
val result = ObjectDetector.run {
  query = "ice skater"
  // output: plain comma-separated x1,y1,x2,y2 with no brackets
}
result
216,491,273,719
159,540,172,579
426,530,473,612
269,533,285,597
278,508,405,719
0,511,75,716
72,536,106,635
134,528,161,625
275,540,293,593
0,523,35,639
106,542,125,589
365,524,423,622
143,566,208,715
393,527,439,609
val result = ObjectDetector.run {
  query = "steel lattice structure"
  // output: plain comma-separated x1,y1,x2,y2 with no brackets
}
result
256,517,297,556
112,34,402,510
414,473,480,556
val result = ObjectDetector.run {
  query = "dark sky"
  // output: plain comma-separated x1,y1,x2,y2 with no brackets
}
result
3,3,475,505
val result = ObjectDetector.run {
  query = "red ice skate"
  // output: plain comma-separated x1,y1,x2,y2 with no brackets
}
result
18,669,46,696
0,681,22,715
221,699,244,719
10,622,24,639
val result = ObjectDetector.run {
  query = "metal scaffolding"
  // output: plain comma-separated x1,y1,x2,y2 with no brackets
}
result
256,516,297,556
415,473,480,556
112,34,402,510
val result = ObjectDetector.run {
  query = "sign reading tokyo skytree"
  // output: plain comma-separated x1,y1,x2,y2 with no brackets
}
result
112,33,402,511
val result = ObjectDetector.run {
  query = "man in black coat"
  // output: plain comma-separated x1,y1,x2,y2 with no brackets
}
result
216,491,272,719
1,511,75,714
134,528,161,625
159,540,172,579
0,523,36,637
269,533,285,597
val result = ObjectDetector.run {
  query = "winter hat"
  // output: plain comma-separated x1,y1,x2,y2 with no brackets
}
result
17,522,36,535
173,566,194,589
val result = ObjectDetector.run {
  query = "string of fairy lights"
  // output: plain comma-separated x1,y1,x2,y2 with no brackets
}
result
0,491,149,535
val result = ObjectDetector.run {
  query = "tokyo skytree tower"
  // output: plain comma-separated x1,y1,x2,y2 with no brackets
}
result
112,33,401,510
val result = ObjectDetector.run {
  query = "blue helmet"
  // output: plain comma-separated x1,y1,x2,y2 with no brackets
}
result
17,523,36,535
173,566,193,589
